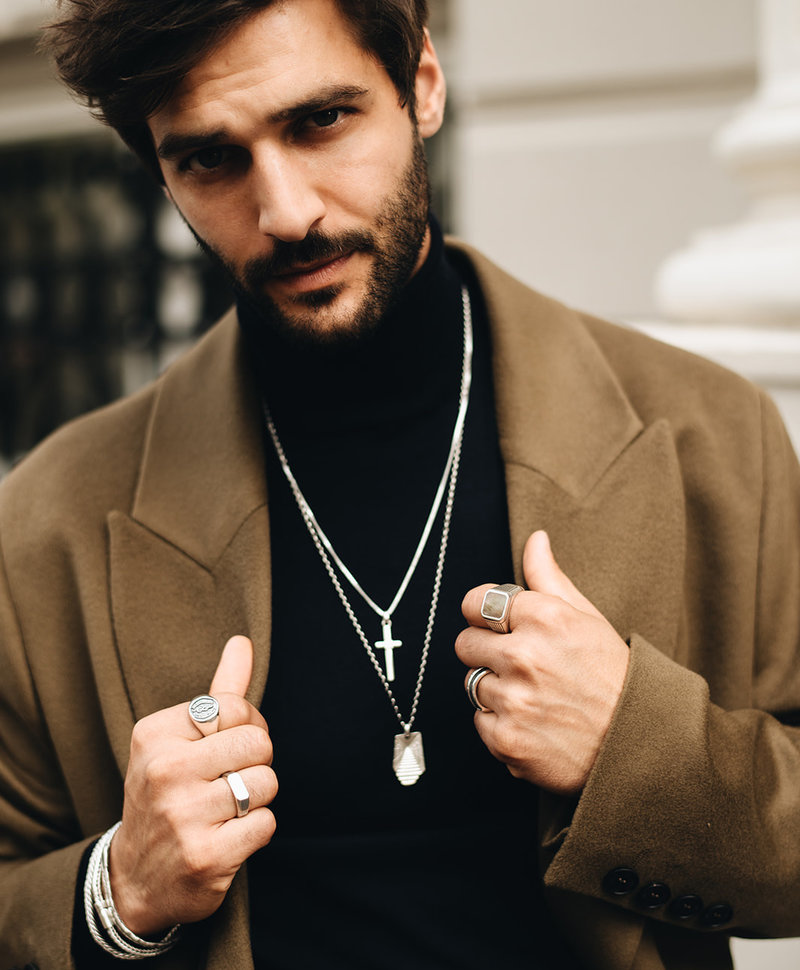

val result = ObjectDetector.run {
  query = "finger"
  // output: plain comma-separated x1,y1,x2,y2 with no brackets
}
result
215,804,278,861
461,582,534,635
211,764,278,824
213,692,269,734
173,694,268,743
463,666,500,713
209,635,254,698
182,802,278,882
522,531,603,619
461,583,509,628
198,722,273,779
455,624,505,669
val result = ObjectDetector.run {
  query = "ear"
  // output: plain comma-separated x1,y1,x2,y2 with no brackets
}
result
414,29,446,138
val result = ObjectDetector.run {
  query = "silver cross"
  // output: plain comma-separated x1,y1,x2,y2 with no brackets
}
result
375,617,402,682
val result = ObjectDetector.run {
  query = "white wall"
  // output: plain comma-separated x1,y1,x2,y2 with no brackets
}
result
449,0,755,321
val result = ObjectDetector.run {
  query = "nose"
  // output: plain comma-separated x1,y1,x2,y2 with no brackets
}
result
250,145,326,242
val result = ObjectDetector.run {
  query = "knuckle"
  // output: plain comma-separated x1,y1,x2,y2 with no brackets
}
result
460,589,477,617
231,808,277,856
536,596,567,630
254,807,277,843
490,721,519,762
129,716,155,756
260,765,279,802
181,841,212,880
222,692,252,723
242,723,272,763
143,750,181,791
497,637,530,674
503,681,534,719
218,723,272,766
454,628,471,658
243,765,278,807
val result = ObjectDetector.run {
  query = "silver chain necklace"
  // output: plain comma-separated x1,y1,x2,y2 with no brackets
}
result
264,286,473,785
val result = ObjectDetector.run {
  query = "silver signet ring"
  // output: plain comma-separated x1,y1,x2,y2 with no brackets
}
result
223,771,250,818
466,666,494,712
480,583,524,634
188,694,220,736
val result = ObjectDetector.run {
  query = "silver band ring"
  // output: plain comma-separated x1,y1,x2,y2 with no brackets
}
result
466,666,494,713
222,771,250,818
188,694,220,736
480,583,524,634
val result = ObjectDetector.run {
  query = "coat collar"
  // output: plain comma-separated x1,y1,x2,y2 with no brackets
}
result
132,241,645,562
131,241,645,567
448,241,682,653
131,309,266,569
109,313,273,726
448,238,643,500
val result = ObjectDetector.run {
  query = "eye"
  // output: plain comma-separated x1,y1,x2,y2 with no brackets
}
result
307,108,345,130
185,146,231,173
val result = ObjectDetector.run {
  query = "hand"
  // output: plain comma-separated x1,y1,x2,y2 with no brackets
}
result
109,635,278,936
456,531,630,796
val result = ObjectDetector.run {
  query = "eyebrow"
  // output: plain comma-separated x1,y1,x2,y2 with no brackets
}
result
156,84,371,161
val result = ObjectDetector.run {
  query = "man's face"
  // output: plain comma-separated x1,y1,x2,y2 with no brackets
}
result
147,0,445,342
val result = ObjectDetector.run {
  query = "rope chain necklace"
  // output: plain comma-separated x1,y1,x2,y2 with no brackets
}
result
264,286,473,785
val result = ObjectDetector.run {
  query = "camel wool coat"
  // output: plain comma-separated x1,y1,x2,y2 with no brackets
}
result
1,242,800,969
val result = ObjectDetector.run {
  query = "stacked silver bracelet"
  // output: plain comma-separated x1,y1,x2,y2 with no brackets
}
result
84,821,181,960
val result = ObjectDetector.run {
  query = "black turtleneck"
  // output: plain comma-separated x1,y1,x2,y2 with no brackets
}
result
239,220,581,969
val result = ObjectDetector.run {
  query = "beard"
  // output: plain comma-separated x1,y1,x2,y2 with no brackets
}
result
190,135,431,347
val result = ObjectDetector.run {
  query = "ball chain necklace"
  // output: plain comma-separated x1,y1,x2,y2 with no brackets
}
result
264,286,473,785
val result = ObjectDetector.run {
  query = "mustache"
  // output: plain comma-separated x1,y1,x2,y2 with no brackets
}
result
242,229,376,289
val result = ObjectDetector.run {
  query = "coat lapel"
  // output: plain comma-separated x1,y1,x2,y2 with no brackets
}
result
108,312,272,732
454,241,686,655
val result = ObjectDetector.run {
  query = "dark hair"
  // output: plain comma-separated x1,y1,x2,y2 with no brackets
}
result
42,0,430,180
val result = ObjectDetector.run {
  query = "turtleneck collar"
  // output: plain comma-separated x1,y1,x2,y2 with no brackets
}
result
236,217,466,433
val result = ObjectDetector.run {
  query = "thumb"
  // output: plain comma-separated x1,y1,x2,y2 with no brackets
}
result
522,531,603,619
209,635,254,698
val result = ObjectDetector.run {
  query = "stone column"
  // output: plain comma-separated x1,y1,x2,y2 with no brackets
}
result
655,0,800,325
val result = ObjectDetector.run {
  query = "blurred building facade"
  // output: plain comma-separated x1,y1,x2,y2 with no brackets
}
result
0,14,236,472
450,0,800,458
0,0,451,474
1,0,800,966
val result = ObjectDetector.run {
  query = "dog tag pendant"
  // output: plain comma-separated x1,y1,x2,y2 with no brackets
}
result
393,731,425,786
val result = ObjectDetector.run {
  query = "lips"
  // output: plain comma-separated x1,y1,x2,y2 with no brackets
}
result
269,252,354,293
274,253,347,278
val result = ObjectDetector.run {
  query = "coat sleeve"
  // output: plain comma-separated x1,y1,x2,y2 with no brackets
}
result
542,390,800,937
0,526,209,969
0,536,92,967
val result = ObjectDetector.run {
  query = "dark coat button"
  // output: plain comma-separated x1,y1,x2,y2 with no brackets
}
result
602,867,639,896
700,902,734,928
668,894,704,920
635,882,671,909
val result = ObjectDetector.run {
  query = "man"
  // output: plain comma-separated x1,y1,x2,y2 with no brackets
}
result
1,0,799,967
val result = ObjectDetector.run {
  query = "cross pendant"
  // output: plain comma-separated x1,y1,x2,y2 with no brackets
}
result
375,617,402,682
